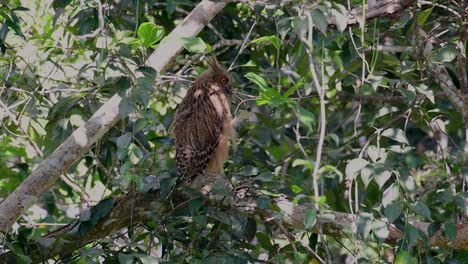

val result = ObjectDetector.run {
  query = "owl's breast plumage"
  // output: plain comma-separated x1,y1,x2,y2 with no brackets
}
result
206,88,232,173
174,82,232,182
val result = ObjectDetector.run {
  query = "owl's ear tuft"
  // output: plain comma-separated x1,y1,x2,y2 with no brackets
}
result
206,56,229,78
207,56,221,71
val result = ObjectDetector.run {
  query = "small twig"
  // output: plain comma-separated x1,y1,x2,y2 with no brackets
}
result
76,0,104,39
303,12,325,210
229,20,257,71
0,100,43,156
418,0,462,18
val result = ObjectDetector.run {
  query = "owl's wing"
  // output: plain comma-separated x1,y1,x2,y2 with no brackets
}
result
174,90,224,183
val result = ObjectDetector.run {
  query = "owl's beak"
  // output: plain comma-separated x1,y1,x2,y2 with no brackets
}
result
225,85,233,95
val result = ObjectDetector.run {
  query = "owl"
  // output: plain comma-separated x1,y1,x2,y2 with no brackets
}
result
173,57,233,184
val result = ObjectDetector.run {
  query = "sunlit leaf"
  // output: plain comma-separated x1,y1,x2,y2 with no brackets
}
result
251,35,280,50
360,166,372,188
367,145,387,163
417,8,433,25
395,251,411,264
180,37,211,53
382,128,409,144
357,212,373,239
435,46,458,63
137,22,164,48
297,105,315,132
346,158,368,180
311,8,328,35
245,72,269,91
330,3,347,32
382,183,400,207
372,220,389,242
304,209,317,229
373,166,392,189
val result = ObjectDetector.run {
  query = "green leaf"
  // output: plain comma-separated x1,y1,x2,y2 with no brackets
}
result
360,166,372,188
189,197,203,214
118,253,135,264
166,0,176,15
330,3,348,32
256,196,271,210
384,201,402,223
116,132,132,148
382,183,400,207
357,212,373,239
345,158,368,180
36,237,56,250
319,165,343,181
91,197,114,225
395,251,411,264
411,201,431,219
251,35,280,50
304,209,317,229
291,184,302,194
292,159,313,171
115,76,132,92
128,144,143,164
80,197,114,235
413,84,435,104
292,16,308,39
297,105,315,132
376,106,400,118
382,128,409,144
256,232,274,251
48,95,85,122
387,145,413,153
444,222,457,241
180,37,210,53
53,0,72,10
311,9,328,35
372,220,389,242
293,194,307,205
118,97,135,117
256,88,283,106
294,252,306,263
12,6,30,12
244,218,257,242
435,46,458,63
137,22,164,48
372,166,392,189
367,145,387,163
405,224,423,247
245,72,269,91
416,8,433,26
205,255,247,264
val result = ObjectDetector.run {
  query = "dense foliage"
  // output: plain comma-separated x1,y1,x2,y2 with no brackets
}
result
0,0,467,263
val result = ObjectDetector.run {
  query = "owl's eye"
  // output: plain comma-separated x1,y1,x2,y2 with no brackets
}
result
220,77,228,84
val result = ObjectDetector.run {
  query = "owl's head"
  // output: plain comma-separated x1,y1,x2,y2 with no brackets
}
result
204,57,232,94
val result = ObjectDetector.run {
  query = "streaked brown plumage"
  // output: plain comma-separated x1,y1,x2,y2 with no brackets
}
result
173,58,233,183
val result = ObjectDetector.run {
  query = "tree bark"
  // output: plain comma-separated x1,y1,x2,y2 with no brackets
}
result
0,0,226,233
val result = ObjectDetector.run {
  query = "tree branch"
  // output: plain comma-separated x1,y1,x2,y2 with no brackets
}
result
0,0,226,233
346,0,414,25
211,0,415,26
1,177,467,262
